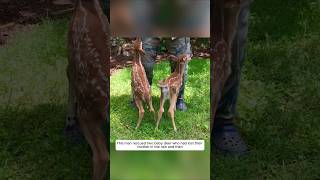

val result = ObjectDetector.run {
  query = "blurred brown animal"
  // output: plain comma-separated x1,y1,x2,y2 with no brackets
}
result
66,0,109,179
156,54,189,132
131,38,155,129
211,0,243,132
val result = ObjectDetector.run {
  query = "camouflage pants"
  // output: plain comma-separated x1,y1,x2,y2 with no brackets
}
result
215,1,250,122
141,37,192,100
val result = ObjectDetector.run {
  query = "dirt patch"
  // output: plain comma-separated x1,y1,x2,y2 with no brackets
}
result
110,53,209,76
110,38,210,75
0,0,73,25
0,0,73,45
0,23,34,46
110,55,166,75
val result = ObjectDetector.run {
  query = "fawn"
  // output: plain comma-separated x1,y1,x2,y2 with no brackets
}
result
131,38,155,129
66,0,109,179
211,0,243,131
156,54,190,132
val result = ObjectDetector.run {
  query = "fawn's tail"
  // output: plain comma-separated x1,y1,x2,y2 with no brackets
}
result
157,80,167,87
158,80,169,99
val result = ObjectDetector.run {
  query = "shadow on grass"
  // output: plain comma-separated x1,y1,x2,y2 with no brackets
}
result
0,104,93,180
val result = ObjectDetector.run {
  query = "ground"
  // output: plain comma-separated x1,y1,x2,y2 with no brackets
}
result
0,0,320,179
212,0,320,179
110,59,210,142
0,0,73,45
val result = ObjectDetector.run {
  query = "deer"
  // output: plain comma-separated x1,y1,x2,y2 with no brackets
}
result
66,0,109,179
131,37,155,129
211,0,244,132
156,54,190,132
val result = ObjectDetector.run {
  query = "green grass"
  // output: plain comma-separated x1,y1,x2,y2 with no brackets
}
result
212,36,320,180
0,105,93,179
110,59,210,142
0,19,68,107
0,0,320,178
212,0,320,179
0,20,95,179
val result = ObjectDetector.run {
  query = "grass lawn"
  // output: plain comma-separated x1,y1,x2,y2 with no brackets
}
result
110,59,210,142
0,20,95,179
0,0,319,178
212,0,320,179
212,35,320,180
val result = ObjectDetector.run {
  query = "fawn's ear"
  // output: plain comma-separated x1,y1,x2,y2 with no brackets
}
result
178,54,190,62
134,37,144,52
182,55,188,61
140,48,146,55
136,37,142,43
134,38,142,47
168,55,179,62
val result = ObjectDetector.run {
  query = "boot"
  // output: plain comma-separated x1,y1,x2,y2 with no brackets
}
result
176,97,187,111
212,118,248,156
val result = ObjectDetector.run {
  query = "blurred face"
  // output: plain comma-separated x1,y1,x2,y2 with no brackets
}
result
110,0,210,37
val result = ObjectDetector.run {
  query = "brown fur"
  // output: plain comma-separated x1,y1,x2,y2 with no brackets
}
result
156,54,189,132
67,0,109,179
131,38,155,129
211,0,244,132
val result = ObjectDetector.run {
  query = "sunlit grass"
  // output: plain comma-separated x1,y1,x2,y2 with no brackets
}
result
0,0,320,178
110,59,210,142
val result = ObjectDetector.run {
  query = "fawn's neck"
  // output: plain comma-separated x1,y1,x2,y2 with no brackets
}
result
75,0,103,17
133,50,143,67
175,62,185,76
74,0,107,31
75,0,100,9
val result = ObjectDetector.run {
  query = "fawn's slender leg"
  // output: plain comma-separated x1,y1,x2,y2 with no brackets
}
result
156,92,166,129
168,92,178,132
79,111,108,180
148,89,156,121
135,98,145,129
147,98,156,121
